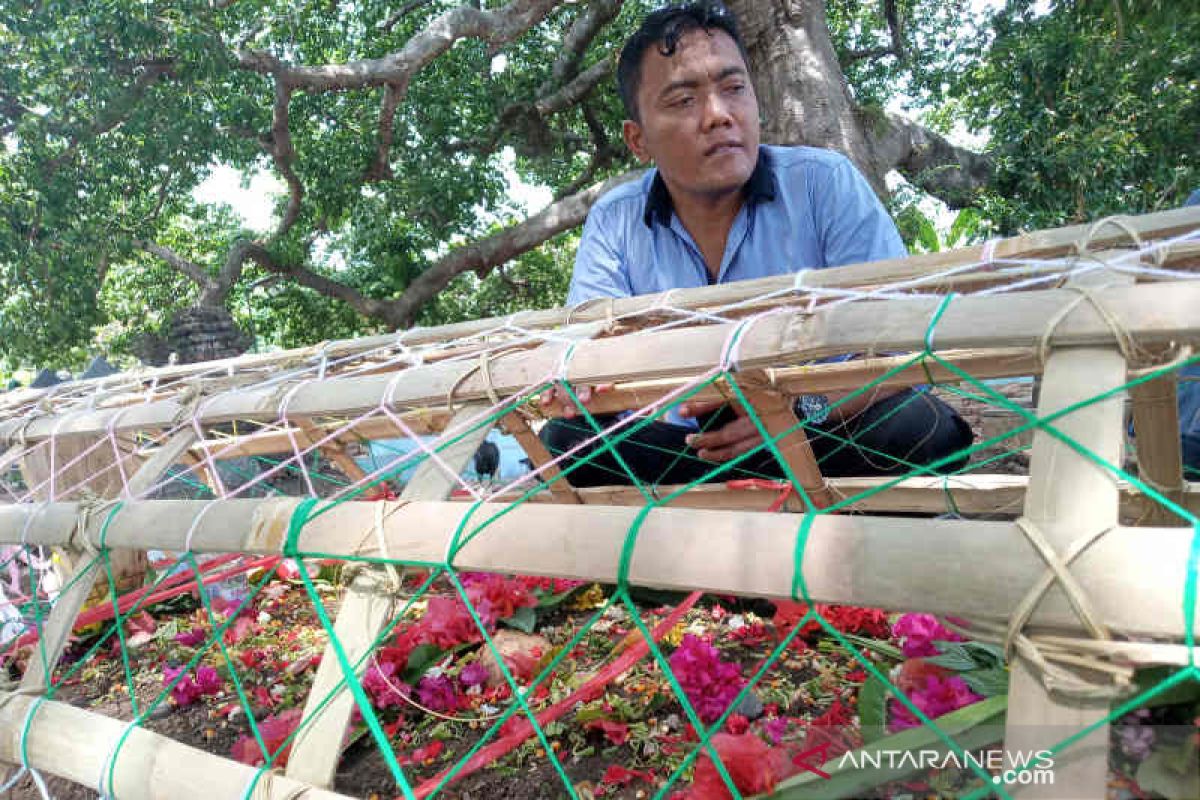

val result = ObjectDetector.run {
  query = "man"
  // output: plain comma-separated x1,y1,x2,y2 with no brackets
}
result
539,1,972,488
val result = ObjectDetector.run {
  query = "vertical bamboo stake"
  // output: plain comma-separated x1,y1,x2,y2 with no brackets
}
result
1128,375,1186,526
1004,272,1129,798
286,405,494,788
743,390,834,509
500,411,581,504
19,429,199,693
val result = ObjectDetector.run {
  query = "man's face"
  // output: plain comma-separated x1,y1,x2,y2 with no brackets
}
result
623,28,760,203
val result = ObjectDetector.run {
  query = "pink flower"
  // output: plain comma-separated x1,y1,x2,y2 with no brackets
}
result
194,665,222,694
363,661,409,709
669,635,746,725
174,627,207,647
462,573,537,627
888,673,982,732
416,674,460,713
891,613,964,658
421,597,480,648
459,662,489,688
163,664,223,706
763,716,788,745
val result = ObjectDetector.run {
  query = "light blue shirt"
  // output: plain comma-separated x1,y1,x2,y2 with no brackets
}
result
568,144,906,304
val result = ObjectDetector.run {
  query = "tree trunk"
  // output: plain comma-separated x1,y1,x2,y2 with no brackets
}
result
728,0,990,206
731,0,885,191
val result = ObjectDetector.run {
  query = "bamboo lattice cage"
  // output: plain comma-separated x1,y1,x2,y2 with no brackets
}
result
0,206,1198,799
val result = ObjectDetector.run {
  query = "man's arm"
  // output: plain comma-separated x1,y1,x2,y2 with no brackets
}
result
566,206,634,305
815,156,908,266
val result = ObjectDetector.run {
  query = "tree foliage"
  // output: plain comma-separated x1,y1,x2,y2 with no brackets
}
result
963,0,1199,232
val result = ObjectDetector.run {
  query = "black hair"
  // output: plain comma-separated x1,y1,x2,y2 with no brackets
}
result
616,1,750,121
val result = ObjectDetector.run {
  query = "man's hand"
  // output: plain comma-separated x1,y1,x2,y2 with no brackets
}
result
538,383,614,419
678,399,763,462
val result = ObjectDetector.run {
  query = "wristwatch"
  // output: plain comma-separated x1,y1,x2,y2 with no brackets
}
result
798,393,831,425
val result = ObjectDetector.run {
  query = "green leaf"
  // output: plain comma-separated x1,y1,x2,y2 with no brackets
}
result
502,605,538,634
839,633,903,662
1135,738,1200,800
925,642,978,671
535,582,587,609
947,208,981,248
401,643,445,684
858,676,889,744
961,667,1010,697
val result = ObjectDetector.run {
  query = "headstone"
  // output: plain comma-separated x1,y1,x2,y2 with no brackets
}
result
29,368,62,389
80,355,119,380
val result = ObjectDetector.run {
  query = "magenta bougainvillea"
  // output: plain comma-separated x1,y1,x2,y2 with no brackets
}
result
891,613,965,658
163,664,222,706
888,671,982,732
669,634,746,725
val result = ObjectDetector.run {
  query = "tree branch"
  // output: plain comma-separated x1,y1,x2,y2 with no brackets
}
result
236,242,392,320
534,55,613,116
538,0,623,96
267,83,304,242
866,111,992,208
365,83,403,182
236,0,561,92
380,0,439,32
840,0,904,65
137,240,221,301
380,170,640,328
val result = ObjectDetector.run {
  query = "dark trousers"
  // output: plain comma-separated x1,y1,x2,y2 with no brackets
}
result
539,388,974,488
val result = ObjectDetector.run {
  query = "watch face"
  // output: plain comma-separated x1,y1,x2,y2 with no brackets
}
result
800,394,831,425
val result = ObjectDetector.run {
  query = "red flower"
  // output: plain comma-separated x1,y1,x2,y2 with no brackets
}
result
772,602,889,645
231,708,303,768
587,719,631,745
724,714,749,735
601,764,655,786
685,733,795,799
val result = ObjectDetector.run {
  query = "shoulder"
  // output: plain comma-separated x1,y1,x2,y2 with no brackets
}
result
763,144,857,177
764,144,879,209
589,170,655,216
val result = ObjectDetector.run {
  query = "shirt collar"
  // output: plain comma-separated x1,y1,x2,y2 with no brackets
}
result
642,146,777,229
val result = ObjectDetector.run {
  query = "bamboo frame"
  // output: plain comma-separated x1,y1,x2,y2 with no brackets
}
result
485,475,1199,518
0,217,1197,799
0,691,352,800
2,206,1196,424
1003,271,1129,798
1,498,1195,642
5,261,1200,444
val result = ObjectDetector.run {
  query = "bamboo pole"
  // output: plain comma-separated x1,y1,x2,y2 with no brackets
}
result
6,279,1200,445
493,475,1197,518
1003,271,1129,799
286,405,493,788
2,498,1196,641
499,411,581,504
741,390,834,508
1128,374,1187,525
0,691,353,800
182,349,1039,463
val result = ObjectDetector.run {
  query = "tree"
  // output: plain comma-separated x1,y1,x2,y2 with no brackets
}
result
961,0,1199,232
0,1,1041,368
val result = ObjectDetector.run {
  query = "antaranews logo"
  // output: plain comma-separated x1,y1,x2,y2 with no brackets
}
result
832,748,1056,787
